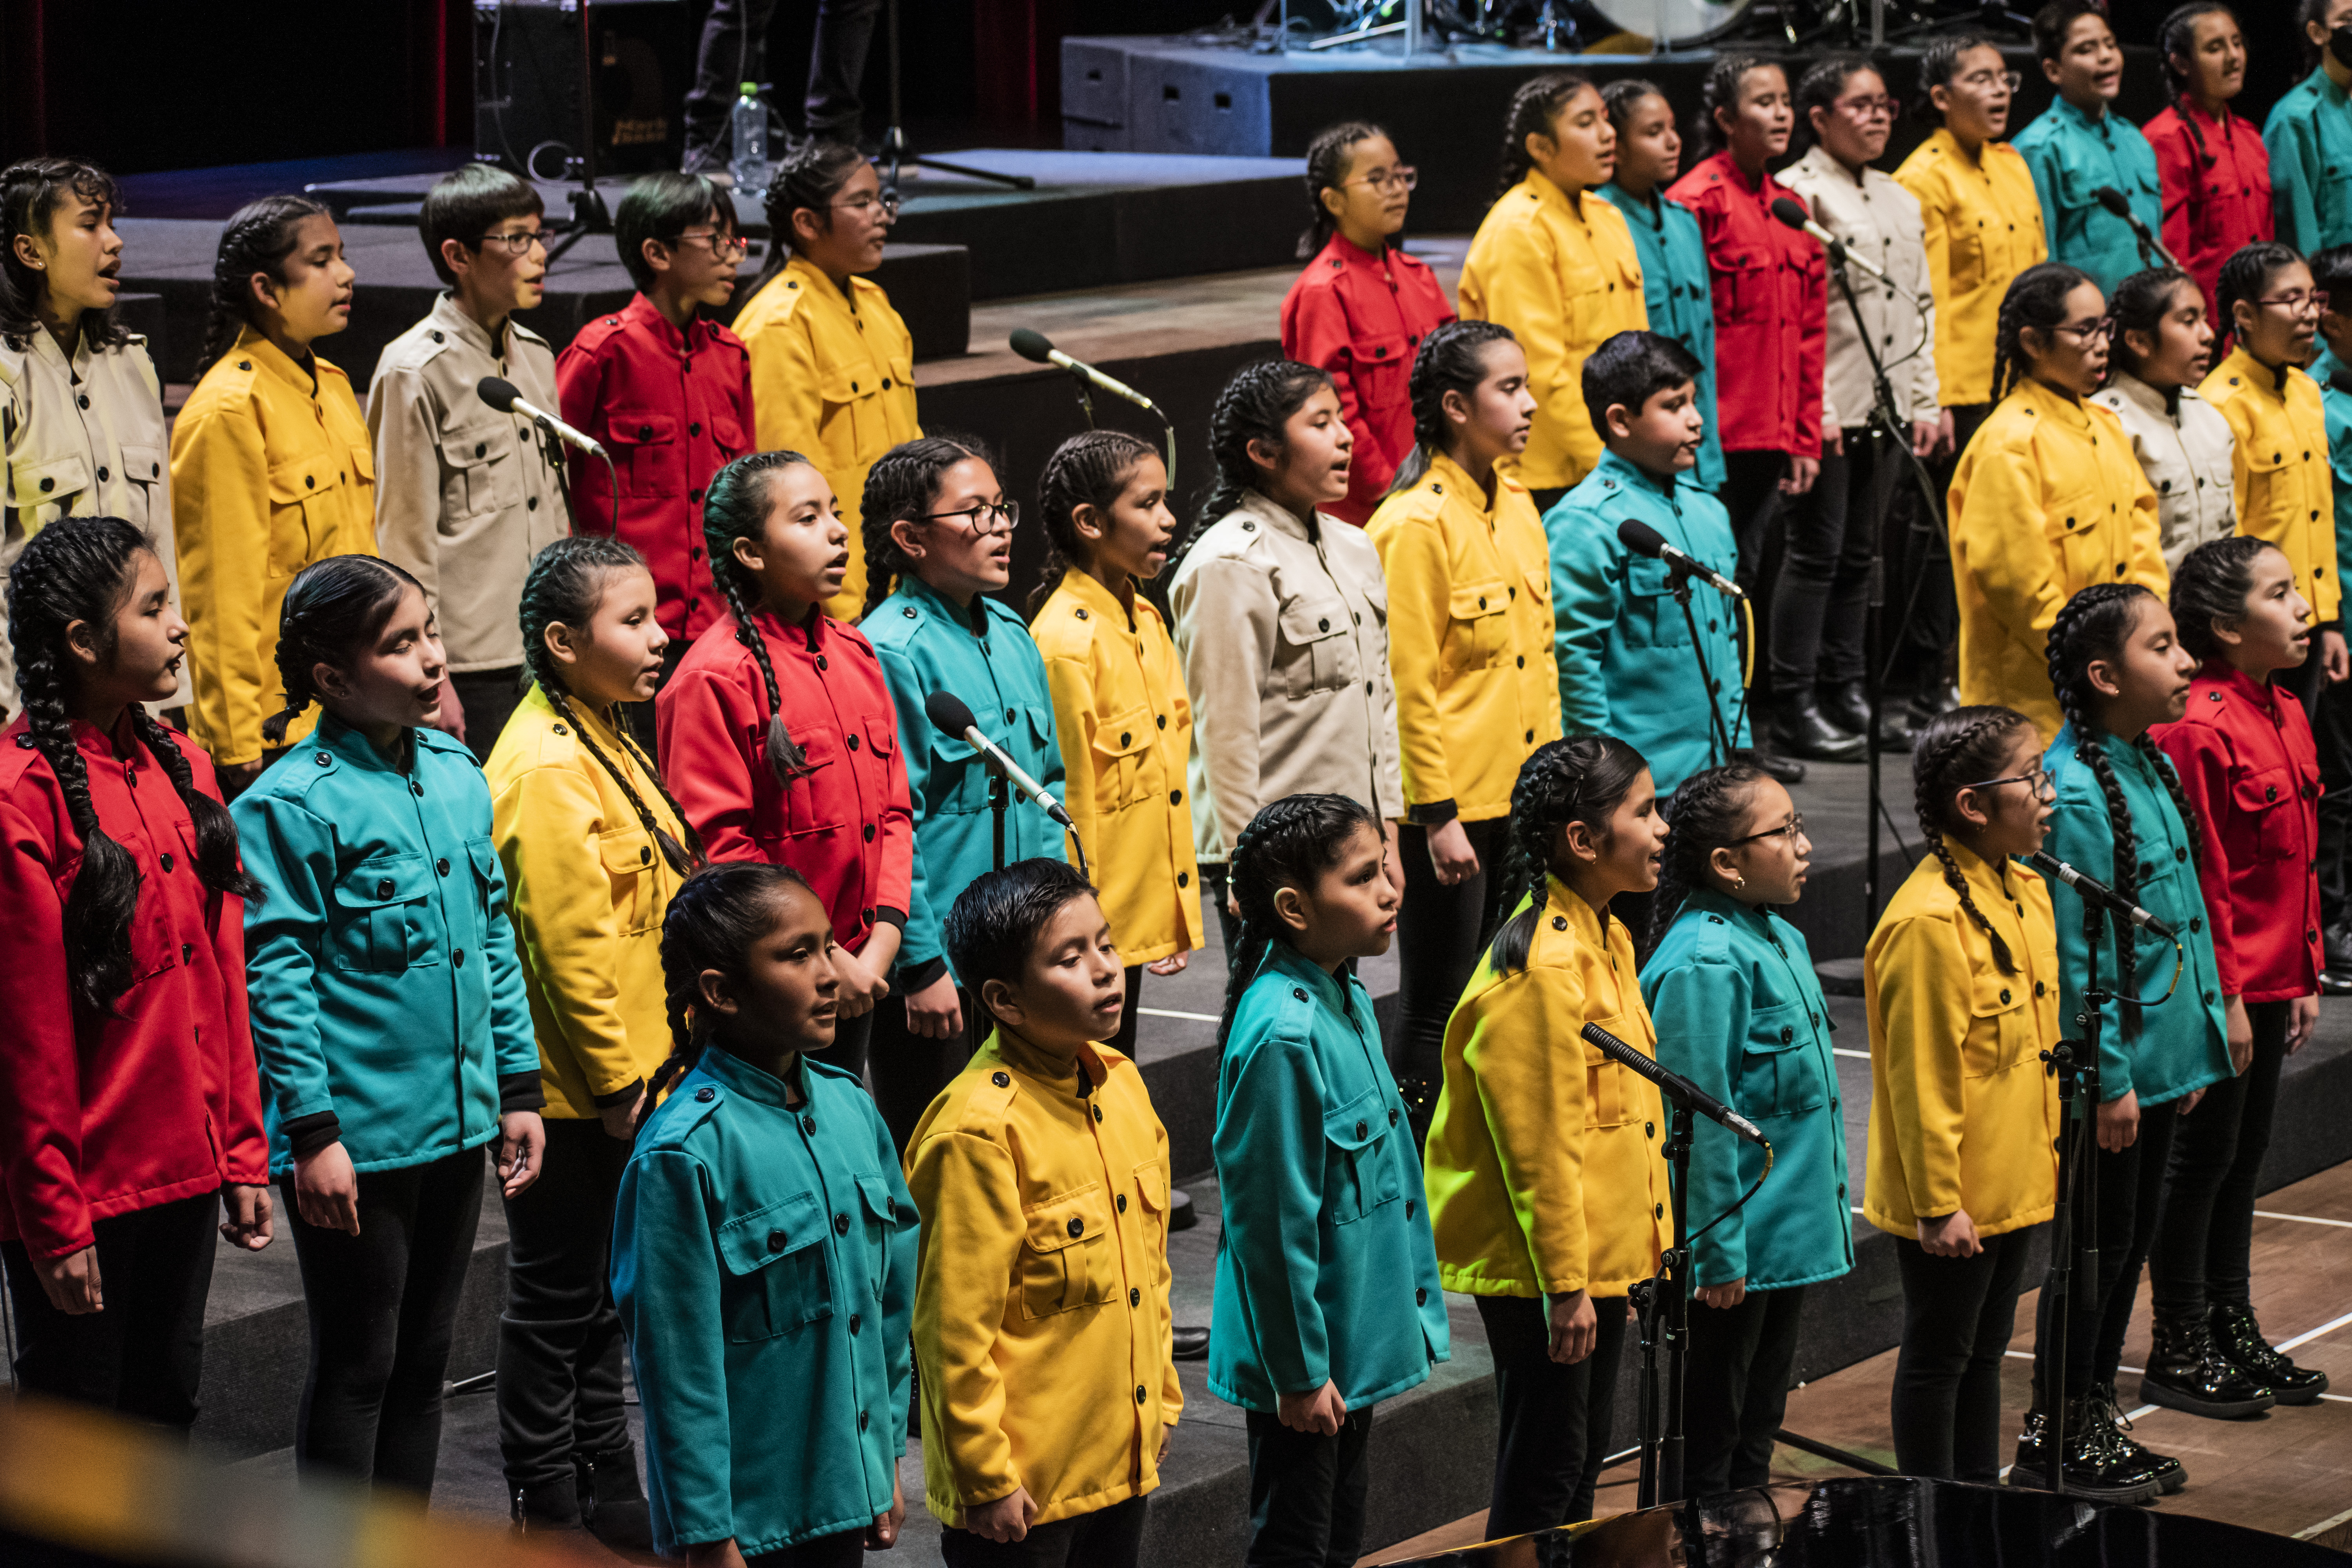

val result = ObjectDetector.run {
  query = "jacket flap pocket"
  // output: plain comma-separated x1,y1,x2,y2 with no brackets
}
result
1024,704,1057,748
607,410,676,446
1278,593,1350,644
1354,329,1411,367
716,1188,826,1275
1745,1000,1805,1051
266,453,334,505
599,826,658,875
2234,767,2292,812
1024,1185,1111,1253
1521,563,1551,606
856,1172,911,1227
466,836,501,884
2241,443,2290,473
118,443,165,484
889,352,915,386
334,853,431,908
12,451,90,501
347,443,374,485
1323,1088,1387,1152
711,412,748,450
820,364,879,403
439,418,505,467
863,714,896,757
1132,1160,1169,1212
1627,556,1674,597
1091,708,1155,758
1448,581,1509,619
1971,973,2029,1018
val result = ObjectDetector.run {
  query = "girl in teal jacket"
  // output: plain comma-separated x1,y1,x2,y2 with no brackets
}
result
231,555,543,1494
612,860,918,1563
1209,793,1448,1567
1641,760,1851,1497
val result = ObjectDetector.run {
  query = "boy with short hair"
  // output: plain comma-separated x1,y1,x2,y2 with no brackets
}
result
370,163,571,761
1548,330,1751,801
2012,0,2161,293
906,858,1180,1568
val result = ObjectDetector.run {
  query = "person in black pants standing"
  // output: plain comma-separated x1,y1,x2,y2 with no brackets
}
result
682,0,881,171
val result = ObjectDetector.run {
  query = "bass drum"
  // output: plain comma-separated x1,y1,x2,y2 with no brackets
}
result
1571,0,1755,49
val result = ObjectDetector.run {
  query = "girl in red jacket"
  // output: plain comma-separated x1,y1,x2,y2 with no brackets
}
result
2144,5,2270,333
2149,535,2331,1406
654,450,914,1080
1280,121,1456,524
0,515,272,1425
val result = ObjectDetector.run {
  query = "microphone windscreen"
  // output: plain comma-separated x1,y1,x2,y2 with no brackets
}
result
924,690,980,738
1616,517,1669,557
477,376,522,413
1008,328,1055,364
1769,196,1809,231
2025,850,2065,878
2093,185,2131,218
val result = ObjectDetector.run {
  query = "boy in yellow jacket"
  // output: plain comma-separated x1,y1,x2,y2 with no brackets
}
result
906,858,1181,1566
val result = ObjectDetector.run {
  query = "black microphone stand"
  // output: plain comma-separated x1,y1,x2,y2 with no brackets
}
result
2036,893,2109,1496
1667,566,1736,769
1634,1096,1697,1507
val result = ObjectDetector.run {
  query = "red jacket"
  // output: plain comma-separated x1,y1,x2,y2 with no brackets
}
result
2151,661,2323,1004
656,606,913,954
1666,152,1826,459
1281,235,1457,523
0,713,267,1259
2145,103,2273,334
555,294,756,642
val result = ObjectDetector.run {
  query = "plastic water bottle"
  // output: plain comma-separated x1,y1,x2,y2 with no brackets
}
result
730,83,769,192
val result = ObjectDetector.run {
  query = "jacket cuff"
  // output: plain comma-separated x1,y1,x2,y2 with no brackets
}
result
1406,799,1459,827
500,1072,549,1114
283,1112,342,1161
874,906,907,930
897,955,949,994
591,1077,646,1111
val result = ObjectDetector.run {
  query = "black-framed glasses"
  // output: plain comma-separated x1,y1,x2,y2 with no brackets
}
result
473,228,547,255
924,499,1020,536
2255,289,2330,317
1959,68,2025,92
1963,766,2057,802
2051,318,2113,342
1728,813,1807,847
1344,165,1419,193
677,228,751,258
836,190,904,220
1836,93,1902,118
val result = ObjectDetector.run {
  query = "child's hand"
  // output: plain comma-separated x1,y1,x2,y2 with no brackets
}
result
295,1141,362,1234
1693,1277,1746,1310
1278,1380,1346,1436
2096,1090,2140,1153
1917,1210,1982,1258
601,1084,647,1141
866,1470,906,1549
1158,1418,1176,1464
684,1538,748,1568
965,1486,1036,1543
905,973,964,1040
1146,950,1189,976
32,1245,102,1315
497,1111,546,1198
219,1184,274,1251
2289,993,2320,1055
1428,818,1480,886
833,946,893,1019
1545,1290,1597,1365
2225,994,2253,1075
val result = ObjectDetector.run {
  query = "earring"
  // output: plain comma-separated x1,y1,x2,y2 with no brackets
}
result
1733,874,1747,891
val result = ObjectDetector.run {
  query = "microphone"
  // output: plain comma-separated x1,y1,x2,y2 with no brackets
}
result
1009,329,1164,416
2026,851,2178,940
479,376,606,458
1619,519,1744,601
1769,195,1895,288
1582,1024,1768,1146
2093,186,2178,269
923,691,1074,830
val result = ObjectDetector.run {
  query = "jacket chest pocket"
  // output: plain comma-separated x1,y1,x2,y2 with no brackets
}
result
606,409,679,497
263,455,327,577
599,825,664,933
1948,217,1990,292
1323,1088,1403,1225
1131,1159,1171,1253
10,450,90,529
119,443,166,528
330,852,437,972
1275,590,1357,699
1624,556,1689,650
716,1188,834,1342
1710,245,1775,326
441,418,516,520
855,1172,915,1304
710,411,748,465
768,722,846,837
1739,1002,1825,1118
463,836,504,949
1443,580,1511,675
2239,443,2297,534
1354,330,1412,413
1579,1033,1639,1129
851,711,896,799
820,362,897,463
1020,1183,1118,1319
1966,971,2034,1078
2232,766,2301,862
2044,484,2116,587
1090,706,1161,811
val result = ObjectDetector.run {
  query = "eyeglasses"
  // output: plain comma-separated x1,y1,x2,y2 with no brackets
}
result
1727,813,1806,847
1962,766,2057,802
1836,94,1902,118
1958,69,2025,92
1344,165,1419,193
923,499,1020,536
675,228,751,258
2050,318,2114,342
473,228,546,255
2256,289,2330,317
835,191,904,220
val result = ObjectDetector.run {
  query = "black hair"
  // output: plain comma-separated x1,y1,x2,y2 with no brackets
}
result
1702,54,1782,153
616,171,733,295
1647,760,1769,956
2106,266,2199,383
1581,328,1703,438
518,535,704,875
2301,0,2336,77
263,555,424,747
2158,3,2239,167
7,517,261,1014
2170,534,2281,663
1911,704,2038,974
1795,54,1880,137
2310,243,2352,314
703,449,824,786
858,435,993,617
1301,121,1392,260
1601,76,1668,134
2216,240,2308,359
1185,358,1334,558
1213,793,1380,1053
648,860,820,1105
1031,429,1158,617
944,857,1100,1031
2032,0,2109,63
192,194,331,383
1,157,127,352
1488,735,1650,978
2047,582,2203,1037
1388,319,1519,497
745,138,869,299
1991,260,2096,401
1915,33,1995,126
1497,72,1597,198
418,163,544,288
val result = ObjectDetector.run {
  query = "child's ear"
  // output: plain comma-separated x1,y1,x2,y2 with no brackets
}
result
1441,386,1472,429
61,615,105,672
543,619,582,669
2085,655,2125,700
980,977,1022,1030
1952,788,1993,832
1272,883,1311,936
11,231,44,272
1070,501,1107,544
2211,615,2245,649
246,269,281,315
312,659,352,704
1558,819,1599,867
641,236,672,278
889,516,929,563
1604,402,1635,441
698,968,740,1018
439,237,474,281
1706,844,1741,886
731,533,765,575
791,206,826,250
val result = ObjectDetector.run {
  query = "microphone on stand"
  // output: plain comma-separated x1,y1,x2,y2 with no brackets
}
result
923,691,1074,829
478,376,606,457
1009,329,1164,416
2093,186,2178,269
1619,519,1745,600
2026,851,2178,940
1769,195,1896,289
1583,1024,1768,1146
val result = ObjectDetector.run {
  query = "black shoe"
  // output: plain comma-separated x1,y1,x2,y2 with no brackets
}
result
2211,1301,2330,1404
1734,746,1809,786
2094,1382,2185,1495
512,1477,585,1533
575,1448,653,1550
1771,695,1869,762
2008,1398,2163,1503
2140,1310,2276,1418
2321,968,2352,997
1820,679,1871,736
1172,1325,1210,1361
2327,924,2352,974
1169,1187,1197,1232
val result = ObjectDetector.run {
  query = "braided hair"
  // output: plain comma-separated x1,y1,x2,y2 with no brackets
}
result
745,138,869,300
2159,3,2238,165
1991,261,2094,403
2215,240,2304,359
703,449,823,786
1794,55,1877,148
858,435,992,617
1702,54,1778,154
647,860,820,1107
1497,73,1595,200
519,535,703,875
192,194,329,384
8,517,260,1014
262,555,422,748
1182,358,1333,563
1488,735,1650,977
1300,121,1390,260
1647,760,1768,957
2170,534,2279,664
0,157,128,352
1387,319,1517,498
1213,793,1379,1053
1911,705,2037,973
1915,33,1993,127
1031,429,1157,617
2106,266,2198,385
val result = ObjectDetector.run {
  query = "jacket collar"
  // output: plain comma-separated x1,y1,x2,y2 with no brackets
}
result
1255,937,1359,1021
1595,446,1683,503
1233,487,1324,544
1927,127,1991,168
2052,718,2159,782
783,251,862,315
2313,344,2349,394
429,290,514,361
894,569,990,635
988,1024,1107,1092
2107,369,2184,422
1541,872,1614,948
1427,449,1508,517
314,711,417,775
1325,232,1394,274
522,679,632,751
62,708,146,761
2200,657,2285,719
1599,180,1666,231
1941,835,2022,903
2050,95,2109,134
1793,143,1871,191
621,291,714,356
1683,886,1780,936
1706,151,1769,199
1517,167,1592,223
752,602,829,653
2220,345,2292,399
2014,375,2092,428
236,324,322,398
1056,565,1152,632
698,1043,809,1108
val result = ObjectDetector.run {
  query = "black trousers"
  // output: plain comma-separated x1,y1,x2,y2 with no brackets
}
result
1243,1405,1374,1568
1203,860,1241,956
0,1189,219,1430
748,1530,867,1566
817,1004,876,1086
281,1146,486,1494
1393,817,1510,1083
866,984,977,1154
2034,1097,2180,1400
448,664,525,768
497,1118,633,1492
939,1494,1149,1568
1476,1291,1631,1535
1889,1224,2038,1483
1718,450,1788,592
1683,1283,1807,1496
2308,673,2352,932
2152,1001,2288,1314
683,0,882,147
1885,403,1981,701
1769,431,1881,693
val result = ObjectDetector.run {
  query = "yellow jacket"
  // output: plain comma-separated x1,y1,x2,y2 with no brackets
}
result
1863,842,2062,1239
1459,173,1648,490
2201,347,2339,622
1033,569,1202,965
1423,880,1672,1298
170,329,377,764
733,254,921,619
485,684,688,1119
905,1028,1181,1528
1949,378,2166,739
1365,452,1563,824
1894,131,2049,408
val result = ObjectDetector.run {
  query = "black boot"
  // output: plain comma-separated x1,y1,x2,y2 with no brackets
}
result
575,1447,654,1550
2211,1300,2330,1404
2141,1309,2276,1418
1820,679,1872,735
1769,693,1868,763
511,1476,585,1533
2094,1381,2185,1495
2009,1394,2163,1503
2323,926,2352,996
1733,746,1809,786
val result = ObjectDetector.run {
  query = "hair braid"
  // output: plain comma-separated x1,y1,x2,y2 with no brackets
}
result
2158,3,2233,165
1648,761,1767,957
193,194,329,384
1190,359,1333,555
127,708,261,901
859,435,991,618
1911,705,2033,974
642,861,819,1129
720,574,816,787
1033,429,1156,616
1487,735,1650,976
1214,793,1379,1054
15,644,142,1014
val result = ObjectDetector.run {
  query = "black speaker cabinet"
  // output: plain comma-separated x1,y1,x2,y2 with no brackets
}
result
474,0,691,181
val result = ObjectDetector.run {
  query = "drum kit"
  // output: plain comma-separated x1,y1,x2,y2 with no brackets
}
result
1275,0,2029,54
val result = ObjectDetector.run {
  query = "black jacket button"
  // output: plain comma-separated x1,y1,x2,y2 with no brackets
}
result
1780,1025,1794,1042
864,824,876,841
768,1229,787,1252
1117,1193,1128,1212
1416,1288,1427,1305
1356,1120,1369,1138
835,1212,851,1236
377,878,394,897
436,858,450,876
992,1071,1011,1087
696,1086,715,1101
1130,1287,1141,1307
160,853,175,872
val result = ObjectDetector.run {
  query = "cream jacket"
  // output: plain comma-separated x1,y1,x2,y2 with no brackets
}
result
2092,372,2238,573
0,326,181,712
1167,491,1403,862
1775,145,1941,428
368,295,569,673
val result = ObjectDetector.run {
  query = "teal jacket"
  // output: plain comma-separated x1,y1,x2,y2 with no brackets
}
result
2043,722,2232,1107
1548,450,1751,797
2013,97,2163,294
1209,942,1448,1412
234,717,537,1176
1598,181,1726,492
613,1046,918,1557
2267,69,2352,255
1642,893,1853,1292
864,575,1065,988
2312,343,2352,613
